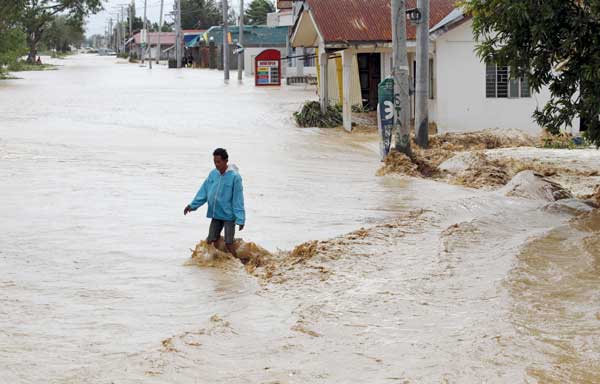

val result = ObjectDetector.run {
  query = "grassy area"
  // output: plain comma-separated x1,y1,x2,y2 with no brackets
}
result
7,61,57,72
38,50,74,59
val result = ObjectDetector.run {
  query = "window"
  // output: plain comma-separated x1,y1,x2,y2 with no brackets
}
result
411,59,435,99
429,58,435,99
486,64,530,98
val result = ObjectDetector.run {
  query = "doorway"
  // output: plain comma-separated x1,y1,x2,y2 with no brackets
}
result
357,53,381,110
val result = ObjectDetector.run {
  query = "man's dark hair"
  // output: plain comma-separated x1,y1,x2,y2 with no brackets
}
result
213,148,228,161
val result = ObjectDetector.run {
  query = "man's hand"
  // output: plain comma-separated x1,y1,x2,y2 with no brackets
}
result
238,224,245,231
184,205,192,216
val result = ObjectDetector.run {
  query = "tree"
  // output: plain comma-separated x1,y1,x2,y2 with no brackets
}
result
150,22,174,32
19,0,102,62
180,0,222,29
42,16,85,52
464,0,600,146
0,1,27,75
244,0,274,25
128,16,144,35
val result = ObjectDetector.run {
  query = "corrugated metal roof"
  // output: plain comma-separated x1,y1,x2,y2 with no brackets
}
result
204,25,288,47
306,0,457,43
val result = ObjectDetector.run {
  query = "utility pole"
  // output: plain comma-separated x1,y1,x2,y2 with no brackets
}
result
223,0,230,81
109,17,113,50
415,0,429,148
128,2,133,39
237,0,244,81
157,0,164,64
141,0,147,64
391,0,411,155
121,5,126,53
176,0,182,68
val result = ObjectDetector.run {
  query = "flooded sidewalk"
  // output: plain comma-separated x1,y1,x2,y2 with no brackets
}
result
1,55,598,383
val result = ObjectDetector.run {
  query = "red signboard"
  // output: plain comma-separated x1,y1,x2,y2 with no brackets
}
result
255,49,281,86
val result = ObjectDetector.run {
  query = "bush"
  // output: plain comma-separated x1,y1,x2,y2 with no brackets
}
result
0,28,27,78
293,101,343,128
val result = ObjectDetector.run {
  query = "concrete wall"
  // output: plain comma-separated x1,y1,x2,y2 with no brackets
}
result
244,47,288,78
435,20,562,135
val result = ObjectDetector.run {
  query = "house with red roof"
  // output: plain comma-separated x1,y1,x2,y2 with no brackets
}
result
290,0,573,135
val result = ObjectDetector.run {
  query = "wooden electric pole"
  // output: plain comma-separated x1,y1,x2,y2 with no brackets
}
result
391,0,411,155
415,0,430,148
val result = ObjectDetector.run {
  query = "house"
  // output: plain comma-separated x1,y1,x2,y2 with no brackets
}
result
127,32,176,60
268,0,317,77
126,29,205,61
290,0,579,135
201,25,289,76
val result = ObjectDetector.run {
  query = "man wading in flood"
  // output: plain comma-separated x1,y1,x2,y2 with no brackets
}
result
184,148,246,259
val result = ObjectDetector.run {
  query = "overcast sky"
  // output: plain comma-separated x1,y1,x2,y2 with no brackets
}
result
86,0,247,36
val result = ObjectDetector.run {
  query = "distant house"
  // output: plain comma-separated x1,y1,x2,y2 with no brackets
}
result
126,29,205,61
290,0,580,134
268,0,317,77
126,32,175,60
200,25,288,76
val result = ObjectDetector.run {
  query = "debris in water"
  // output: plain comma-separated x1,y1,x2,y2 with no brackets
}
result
289,240,321,263
500,170,573,201
430,128,536,151
188,238,272,270
376,152,420,177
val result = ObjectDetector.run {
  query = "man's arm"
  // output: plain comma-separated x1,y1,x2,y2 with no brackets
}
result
233,174,245,229
184,177,210,215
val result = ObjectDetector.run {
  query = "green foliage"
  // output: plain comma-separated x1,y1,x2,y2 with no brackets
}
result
245,0,275,25
42,16,85,52
150,22,173,32
180,0,222,29
293,101,343,128
0,0,27,77
0,29,27,78
20,0,102,59
463,0,600,147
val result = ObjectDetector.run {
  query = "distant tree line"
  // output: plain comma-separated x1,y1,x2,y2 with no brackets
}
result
179,0,275,29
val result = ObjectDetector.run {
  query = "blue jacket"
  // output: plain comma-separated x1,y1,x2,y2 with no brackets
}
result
189,167,245,225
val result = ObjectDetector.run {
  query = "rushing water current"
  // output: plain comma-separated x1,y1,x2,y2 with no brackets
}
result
1,55,598,383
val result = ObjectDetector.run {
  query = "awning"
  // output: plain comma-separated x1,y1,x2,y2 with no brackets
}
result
186,35,201,48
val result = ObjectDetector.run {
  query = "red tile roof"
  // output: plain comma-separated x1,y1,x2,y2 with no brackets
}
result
306,0,457,43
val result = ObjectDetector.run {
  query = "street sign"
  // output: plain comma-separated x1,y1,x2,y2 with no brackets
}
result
140,29,147,45
378,77,395,160
255,49,281,86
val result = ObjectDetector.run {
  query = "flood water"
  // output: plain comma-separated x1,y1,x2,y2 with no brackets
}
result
1,55,598,383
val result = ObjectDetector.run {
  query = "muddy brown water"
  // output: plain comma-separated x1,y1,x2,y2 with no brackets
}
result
1,55,598,383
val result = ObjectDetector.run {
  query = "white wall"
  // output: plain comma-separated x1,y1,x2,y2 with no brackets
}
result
380,50,437,124
435,20,556,135
244,47,288,78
